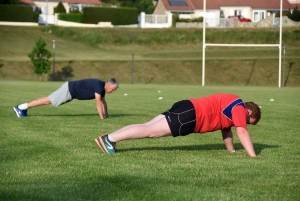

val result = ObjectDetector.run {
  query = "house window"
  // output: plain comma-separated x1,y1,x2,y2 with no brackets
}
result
234,10,242,15
253,11,265,22
70,5,80,12
220,10,224,18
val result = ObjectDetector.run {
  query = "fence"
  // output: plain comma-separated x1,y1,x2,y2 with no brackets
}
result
176,16,299,28
138,12,172,28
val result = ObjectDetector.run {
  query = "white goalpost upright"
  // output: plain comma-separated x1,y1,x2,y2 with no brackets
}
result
202,0,283,87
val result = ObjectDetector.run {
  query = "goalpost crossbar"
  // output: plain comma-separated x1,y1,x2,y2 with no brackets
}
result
205,44,281,47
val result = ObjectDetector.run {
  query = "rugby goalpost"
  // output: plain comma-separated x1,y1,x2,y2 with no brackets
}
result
202,0,283,87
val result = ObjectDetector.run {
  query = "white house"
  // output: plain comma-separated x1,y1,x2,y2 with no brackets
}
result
153,0,295,24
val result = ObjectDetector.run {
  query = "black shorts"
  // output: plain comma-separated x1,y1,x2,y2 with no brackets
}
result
162,100,196,137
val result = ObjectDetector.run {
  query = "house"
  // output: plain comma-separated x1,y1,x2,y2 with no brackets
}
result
153,0,294,23
33,0,101,15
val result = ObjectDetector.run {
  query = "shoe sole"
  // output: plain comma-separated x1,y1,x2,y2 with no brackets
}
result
12,107,21,118
94,138,106,153
97,136,110,153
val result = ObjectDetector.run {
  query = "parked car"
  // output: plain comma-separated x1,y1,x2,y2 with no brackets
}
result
228,15,252,22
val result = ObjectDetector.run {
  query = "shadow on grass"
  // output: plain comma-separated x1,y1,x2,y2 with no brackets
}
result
1,174,202,201
119,143,280,155
29,113,145,118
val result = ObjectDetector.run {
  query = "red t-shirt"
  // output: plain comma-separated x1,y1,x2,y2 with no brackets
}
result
189,94,248,133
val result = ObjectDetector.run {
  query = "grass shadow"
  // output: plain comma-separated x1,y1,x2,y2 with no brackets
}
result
49,61,74,81
119,143,280,155
29,113,145,117
245,59,256,86
284,61,294,86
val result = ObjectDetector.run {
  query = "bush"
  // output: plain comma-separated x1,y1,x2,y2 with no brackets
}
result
83,7,138,25
54,1,66,14
0,5,34,22
172,16,203,26
287,5,300,22
59,13,84,23
177,17,203,23
172,14,179,27
121,0,154,14
33,11,39,22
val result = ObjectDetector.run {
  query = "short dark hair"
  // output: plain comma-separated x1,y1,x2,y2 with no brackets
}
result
245,102,261,125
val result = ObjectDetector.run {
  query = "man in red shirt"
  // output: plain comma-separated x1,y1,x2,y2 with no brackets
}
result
95,94,261,157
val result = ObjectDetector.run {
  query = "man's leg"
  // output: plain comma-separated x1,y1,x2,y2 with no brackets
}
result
110,114,171,142
110,114,165,133
95,114,172,153
27,97,52,108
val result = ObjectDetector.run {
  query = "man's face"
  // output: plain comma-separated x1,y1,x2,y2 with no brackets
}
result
105,83,118,93
246,109,257,125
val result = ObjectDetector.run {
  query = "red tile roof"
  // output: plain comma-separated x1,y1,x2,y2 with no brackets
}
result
19,0,35,5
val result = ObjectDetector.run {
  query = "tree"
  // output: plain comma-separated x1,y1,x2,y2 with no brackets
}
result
121,0,154,14
28,38,52,81
287,5,300,22
54,1,66,14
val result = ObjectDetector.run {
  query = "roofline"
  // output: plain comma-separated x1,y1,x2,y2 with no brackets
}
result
169,10,194,13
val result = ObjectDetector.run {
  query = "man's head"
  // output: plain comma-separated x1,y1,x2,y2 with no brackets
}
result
245,102,261,125
105,78,119,93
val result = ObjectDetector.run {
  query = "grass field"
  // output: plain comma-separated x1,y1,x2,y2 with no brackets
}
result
0,26,300,86
0,81,299,200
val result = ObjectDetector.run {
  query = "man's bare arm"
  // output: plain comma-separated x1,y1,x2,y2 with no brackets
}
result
95,93,104,119
102,98,109,118
235,127,257,157
221,129,235,152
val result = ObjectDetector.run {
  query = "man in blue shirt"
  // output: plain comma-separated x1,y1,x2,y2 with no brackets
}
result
13,78,119,119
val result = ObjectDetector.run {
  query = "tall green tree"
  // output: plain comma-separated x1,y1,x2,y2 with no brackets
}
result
54,1,66,13
28,38,52,81
287,5,300,22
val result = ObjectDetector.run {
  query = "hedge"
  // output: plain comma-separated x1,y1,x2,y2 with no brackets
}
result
83,7,138,25
59,13,84,23
0,5,34,22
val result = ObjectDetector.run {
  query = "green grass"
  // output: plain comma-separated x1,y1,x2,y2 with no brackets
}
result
0,26,299,86
0,81,299,200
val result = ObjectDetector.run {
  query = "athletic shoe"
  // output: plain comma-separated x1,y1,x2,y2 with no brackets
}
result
94,138,106,153
12,106,28,118
96,134,116,154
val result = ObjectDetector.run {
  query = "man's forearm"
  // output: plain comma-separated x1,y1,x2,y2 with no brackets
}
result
96,103,104,119
239,135,256,157
222,130,235,152
103,101,108,117
236,128,256,157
